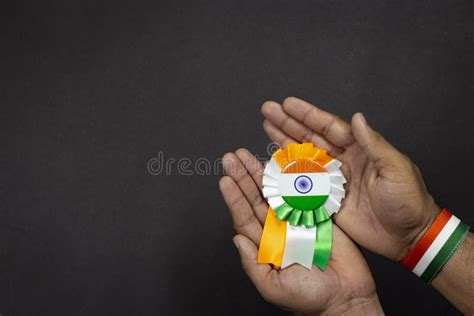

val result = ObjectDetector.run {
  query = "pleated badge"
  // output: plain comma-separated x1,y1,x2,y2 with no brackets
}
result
258,143,346,270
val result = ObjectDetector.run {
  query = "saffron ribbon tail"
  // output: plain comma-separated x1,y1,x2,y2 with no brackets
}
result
258,208,286,266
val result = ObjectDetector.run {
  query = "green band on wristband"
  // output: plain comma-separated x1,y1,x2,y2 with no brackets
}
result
420,222,470,283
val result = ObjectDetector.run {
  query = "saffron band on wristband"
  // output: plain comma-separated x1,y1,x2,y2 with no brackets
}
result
400,209,470,283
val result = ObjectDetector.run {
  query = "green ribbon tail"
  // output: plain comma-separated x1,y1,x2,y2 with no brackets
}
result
312,218,332,271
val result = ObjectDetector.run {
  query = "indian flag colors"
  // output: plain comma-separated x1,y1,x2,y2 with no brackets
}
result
258,143,470,274
258,143,346,270
401,209,469,283
261,143,345,226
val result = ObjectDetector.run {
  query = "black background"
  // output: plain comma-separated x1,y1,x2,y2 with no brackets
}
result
1,1,472,315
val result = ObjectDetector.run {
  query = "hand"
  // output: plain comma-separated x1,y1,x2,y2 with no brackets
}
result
219,149,382,315
261,97,439,260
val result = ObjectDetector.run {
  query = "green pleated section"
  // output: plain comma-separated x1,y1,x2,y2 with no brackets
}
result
314,206,330,223
302,211,315,228
288,209,303,226
274,203,294,221
277,205,331,228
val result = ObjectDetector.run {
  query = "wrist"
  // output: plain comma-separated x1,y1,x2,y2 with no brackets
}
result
401,208,470,283
312,293,384,316
404,198,440,258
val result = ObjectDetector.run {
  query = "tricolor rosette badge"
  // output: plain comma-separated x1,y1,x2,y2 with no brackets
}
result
257,143,346,270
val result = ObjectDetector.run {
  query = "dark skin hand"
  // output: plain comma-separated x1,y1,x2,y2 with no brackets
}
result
261,97,439,261
219,96,472,314
219,150,383,315
261,97,473,313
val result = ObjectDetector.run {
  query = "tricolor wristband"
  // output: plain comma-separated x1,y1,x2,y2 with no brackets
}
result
401,209,470,283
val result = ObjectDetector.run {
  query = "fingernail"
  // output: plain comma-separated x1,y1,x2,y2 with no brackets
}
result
359,113,367,124
232,237,240,249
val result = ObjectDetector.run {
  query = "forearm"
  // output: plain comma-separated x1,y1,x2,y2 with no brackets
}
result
431,232,474,314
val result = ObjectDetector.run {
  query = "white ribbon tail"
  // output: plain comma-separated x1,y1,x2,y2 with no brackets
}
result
281,223,316,270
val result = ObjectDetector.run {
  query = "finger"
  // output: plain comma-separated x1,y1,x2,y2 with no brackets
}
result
223,153,268,224
263,119,343,157
351,113,406,174
281,97,355,147
235,148,264,189
262,119,297,148
261,101,329,146
219,177,262,245
233,235,279,301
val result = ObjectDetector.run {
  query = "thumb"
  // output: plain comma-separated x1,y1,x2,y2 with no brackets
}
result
233,235,274,297
351,113,404,172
